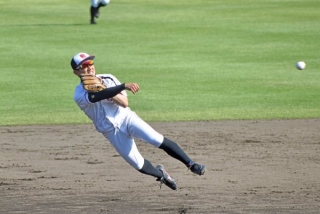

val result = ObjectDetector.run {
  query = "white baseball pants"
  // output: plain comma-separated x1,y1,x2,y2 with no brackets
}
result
102,111,164,170
91,0,110,7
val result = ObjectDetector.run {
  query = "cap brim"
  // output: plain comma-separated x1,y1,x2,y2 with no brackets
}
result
76,56,95,68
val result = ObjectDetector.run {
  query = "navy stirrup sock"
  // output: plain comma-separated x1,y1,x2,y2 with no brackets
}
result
138,159,163,178
159,137,191,166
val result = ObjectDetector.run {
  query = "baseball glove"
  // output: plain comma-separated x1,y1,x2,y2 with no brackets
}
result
80,74,107,93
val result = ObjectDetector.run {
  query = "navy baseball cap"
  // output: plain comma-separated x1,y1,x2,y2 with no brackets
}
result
71,52,95,70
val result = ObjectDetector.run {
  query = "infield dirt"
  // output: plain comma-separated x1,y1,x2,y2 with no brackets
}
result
1,119,320,214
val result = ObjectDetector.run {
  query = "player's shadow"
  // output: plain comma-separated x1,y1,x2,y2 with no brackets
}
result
0,23,89,27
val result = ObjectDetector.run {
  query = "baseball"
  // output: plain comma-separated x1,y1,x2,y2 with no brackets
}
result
296,61,306,70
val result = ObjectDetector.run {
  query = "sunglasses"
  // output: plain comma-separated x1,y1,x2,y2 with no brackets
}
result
77,60,94,69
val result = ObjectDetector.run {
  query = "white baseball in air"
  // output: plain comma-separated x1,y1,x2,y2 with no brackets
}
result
296,61,306,70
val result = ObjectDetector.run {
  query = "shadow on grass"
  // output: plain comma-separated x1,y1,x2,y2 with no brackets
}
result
0,23,90,27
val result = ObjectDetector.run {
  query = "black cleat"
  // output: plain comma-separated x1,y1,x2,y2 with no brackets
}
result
188,162,206,175
90,19,97,24
156,165,177,190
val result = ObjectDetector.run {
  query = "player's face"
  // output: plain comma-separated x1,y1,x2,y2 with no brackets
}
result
74,60,96,76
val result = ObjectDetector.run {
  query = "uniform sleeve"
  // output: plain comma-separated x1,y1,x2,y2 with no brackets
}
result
74,85,92,109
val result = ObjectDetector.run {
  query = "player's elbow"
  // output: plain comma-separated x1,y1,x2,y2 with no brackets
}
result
112,94,129,108
119,103,128,108
122,101,129,108
113,99,128,108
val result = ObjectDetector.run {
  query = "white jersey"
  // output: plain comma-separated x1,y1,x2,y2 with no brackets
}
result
74,74,130,133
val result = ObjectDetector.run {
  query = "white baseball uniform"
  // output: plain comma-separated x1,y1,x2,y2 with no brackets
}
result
91,0,110,7
74,74,164,170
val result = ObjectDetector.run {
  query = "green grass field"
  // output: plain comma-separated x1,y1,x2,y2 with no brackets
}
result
0,0,319,126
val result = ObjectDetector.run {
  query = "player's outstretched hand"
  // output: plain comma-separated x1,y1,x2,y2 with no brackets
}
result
125,83,140,94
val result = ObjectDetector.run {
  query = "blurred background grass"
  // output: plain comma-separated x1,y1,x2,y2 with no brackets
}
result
0,0,319,125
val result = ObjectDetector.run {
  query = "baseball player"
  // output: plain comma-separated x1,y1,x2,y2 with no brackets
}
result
70,52,206,190
90,0,110,24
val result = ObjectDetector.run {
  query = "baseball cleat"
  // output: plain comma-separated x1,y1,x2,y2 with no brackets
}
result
156,165,177,190
188,162,206,176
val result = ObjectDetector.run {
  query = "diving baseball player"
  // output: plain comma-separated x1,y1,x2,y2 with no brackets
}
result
70,52,206,190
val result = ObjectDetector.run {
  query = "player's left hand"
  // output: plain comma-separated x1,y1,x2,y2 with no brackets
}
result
80,74,107,92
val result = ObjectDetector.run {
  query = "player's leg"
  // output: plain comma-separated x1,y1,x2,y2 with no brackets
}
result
124,111,190,164
102,129,177,190
90,0,99,24
100,0,110,7
103,128,145,170
125,112,206,175
95,0,110,18
160,137,206,175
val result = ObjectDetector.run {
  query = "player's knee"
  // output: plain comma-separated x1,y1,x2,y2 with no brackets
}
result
101,0,110,5
159,137,171,150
